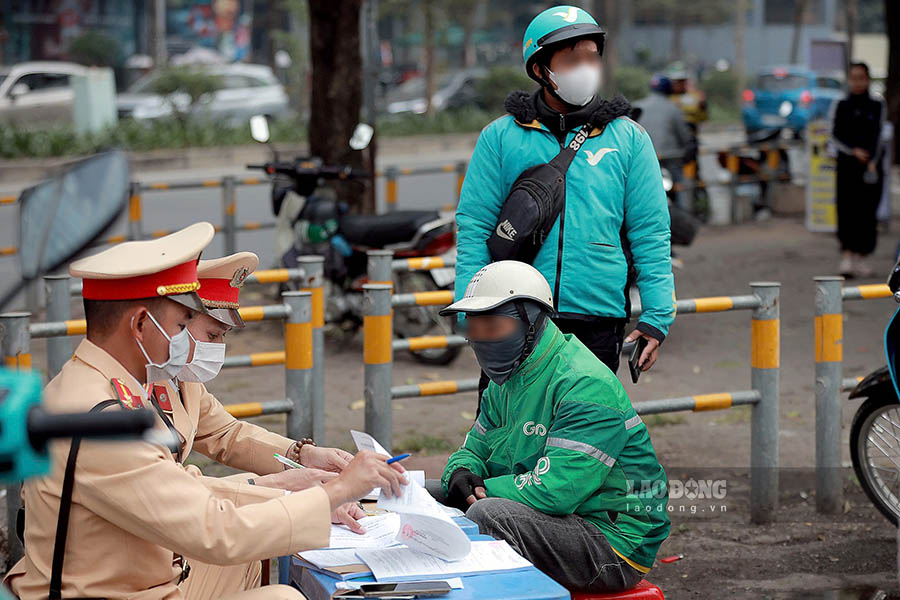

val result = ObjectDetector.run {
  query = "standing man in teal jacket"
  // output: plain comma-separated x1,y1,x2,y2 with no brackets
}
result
455,5,675,393
434,261,669,593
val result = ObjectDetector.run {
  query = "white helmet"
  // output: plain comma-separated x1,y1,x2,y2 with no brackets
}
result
440,261,554,316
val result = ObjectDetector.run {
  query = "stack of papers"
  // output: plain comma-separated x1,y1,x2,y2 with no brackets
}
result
296,548,372,580
355,540,533,582
329,514,401,550
350,430,471,560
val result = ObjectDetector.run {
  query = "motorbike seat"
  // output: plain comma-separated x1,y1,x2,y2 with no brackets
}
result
340,210,441,247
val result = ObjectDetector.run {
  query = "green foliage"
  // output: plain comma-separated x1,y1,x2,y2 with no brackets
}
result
149,67,224,120
378,106,495,136
615,66,652,102
474,66,534,112
67,31,122,68
0,117,306,160
701,68,738,108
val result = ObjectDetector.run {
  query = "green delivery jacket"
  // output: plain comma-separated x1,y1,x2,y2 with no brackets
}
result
442,320,670,572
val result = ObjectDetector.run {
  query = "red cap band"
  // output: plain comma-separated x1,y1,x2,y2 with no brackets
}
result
197,277,241,308
82,261,199,301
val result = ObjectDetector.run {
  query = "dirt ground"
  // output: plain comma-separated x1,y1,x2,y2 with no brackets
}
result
12,215,900,598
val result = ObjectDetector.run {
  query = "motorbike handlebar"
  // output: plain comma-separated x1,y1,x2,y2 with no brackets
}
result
246,162,371,180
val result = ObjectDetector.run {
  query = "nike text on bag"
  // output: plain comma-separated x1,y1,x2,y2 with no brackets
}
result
488,123,594,264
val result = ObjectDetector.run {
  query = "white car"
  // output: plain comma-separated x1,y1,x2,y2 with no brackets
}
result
0,61,89,125
117,63,291,124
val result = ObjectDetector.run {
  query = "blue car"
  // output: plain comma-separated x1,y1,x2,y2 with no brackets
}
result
742,66,844,139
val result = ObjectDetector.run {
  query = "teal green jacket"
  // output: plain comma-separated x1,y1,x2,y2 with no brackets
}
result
455,109,676,340
442,321,670,572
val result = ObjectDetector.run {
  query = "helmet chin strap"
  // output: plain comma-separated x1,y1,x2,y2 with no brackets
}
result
513,300,547,361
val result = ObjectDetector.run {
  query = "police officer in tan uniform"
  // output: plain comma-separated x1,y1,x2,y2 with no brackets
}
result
153,251,366,537
5,223,407,600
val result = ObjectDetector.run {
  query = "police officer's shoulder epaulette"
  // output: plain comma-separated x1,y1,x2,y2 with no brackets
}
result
110,378,144,410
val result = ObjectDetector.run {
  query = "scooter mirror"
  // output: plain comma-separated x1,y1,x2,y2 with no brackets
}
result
350,123,374,151
888,258,900,294
250,115,270,143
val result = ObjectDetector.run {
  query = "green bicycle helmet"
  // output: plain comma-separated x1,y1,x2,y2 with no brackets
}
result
522,5,606,83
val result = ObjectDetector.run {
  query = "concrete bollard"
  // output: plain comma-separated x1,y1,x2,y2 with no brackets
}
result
128,182,143,241
1,311,31,567
814,276,844,514
222,175,237,255
363,284,393,451
44,275,73,379
298,256,326,444
750,282,780,524
282,292,313,440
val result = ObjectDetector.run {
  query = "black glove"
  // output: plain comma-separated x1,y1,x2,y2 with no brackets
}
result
446,468,486,511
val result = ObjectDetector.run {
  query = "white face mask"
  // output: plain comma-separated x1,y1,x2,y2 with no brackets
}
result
134,312,191,383
178,329,226,383
547,63,601,106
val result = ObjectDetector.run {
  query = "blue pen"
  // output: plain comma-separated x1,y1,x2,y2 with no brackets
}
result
386,453,411,464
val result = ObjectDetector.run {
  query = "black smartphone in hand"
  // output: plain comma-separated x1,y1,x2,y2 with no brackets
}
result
628,336,649,384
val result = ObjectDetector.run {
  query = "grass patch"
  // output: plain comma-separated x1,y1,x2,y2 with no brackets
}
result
395,433,455,455
707,102,741,126
712,404,751,425
643,413,687,427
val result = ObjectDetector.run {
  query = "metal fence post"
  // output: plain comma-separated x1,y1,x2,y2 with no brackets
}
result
367,249,393,285
364,284,393,451
282,291,313,440
726,151,741,224
750,282,780,524
385,167,398,213
222,175,237,255
45,275,72,379
298,256,326,444
814,276,844,514
1,311,31,568
128,182,143,241
455,161,467,201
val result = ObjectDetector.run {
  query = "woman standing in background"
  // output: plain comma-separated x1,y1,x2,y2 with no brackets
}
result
831,62,886,278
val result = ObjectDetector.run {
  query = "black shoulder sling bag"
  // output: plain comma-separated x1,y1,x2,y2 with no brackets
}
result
487,122,593,264
49,399,118,600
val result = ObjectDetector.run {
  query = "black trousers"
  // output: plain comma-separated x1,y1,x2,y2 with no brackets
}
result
477,317,626,413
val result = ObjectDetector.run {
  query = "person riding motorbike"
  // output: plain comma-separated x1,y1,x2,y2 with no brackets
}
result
633,74,695,211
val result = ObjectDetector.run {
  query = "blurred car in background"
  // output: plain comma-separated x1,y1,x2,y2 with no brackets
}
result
741,66,844,139
0,61,88,125
117,63,289,124
384,68,487,114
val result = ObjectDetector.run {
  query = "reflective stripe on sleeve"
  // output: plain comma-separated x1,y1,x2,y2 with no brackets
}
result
546,436,616,467
624,415,643,430
472,420,487,435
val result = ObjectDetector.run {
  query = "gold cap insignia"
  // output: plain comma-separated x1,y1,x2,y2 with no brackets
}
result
230,267,250,288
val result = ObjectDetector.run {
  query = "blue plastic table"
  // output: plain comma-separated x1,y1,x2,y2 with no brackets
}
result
290,517,570,600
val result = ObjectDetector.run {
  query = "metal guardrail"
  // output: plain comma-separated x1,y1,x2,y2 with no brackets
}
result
813,278,893,516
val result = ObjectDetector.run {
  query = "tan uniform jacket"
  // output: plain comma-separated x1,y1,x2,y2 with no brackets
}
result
5,340,330,600
156,378,291,478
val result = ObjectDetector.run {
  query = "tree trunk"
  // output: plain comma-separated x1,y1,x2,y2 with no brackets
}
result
845,0,857,70
600,0,618,98
790,0,807,64
424,1,436,115
308,0,371,212
734,0,746,106
886,0,900,164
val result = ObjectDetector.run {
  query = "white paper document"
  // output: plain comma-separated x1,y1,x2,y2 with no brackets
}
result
298,548,364,570
349,430,424,501
350,430,471,561
329,513,401,549
355,540,533,582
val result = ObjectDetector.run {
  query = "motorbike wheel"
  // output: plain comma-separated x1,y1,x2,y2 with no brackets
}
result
850,392,900,525
393,271,462,366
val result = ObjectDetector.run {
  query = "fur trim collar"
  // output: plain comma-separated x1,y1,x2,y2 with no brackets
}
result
503,90,633,130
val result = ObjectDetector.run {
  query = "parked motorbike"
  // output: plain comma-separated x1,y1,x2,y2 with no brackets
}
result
849,259,900,524
247,116,460,365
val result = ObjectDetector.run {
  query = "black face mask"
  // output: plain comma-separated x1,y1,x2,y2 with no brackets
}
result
467,302,547,386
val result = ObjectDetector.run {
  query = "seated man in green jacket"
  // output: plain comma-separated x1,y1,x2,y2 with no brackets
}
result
433,261,670,593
